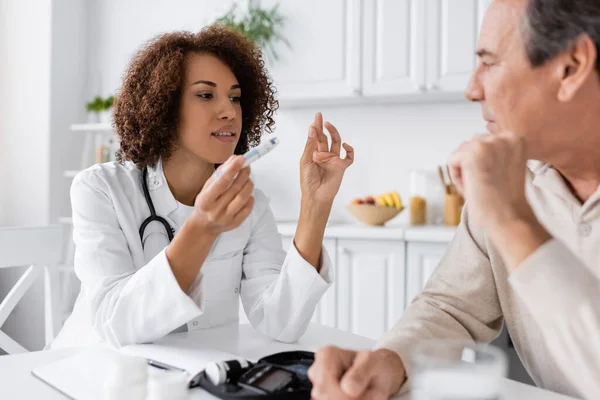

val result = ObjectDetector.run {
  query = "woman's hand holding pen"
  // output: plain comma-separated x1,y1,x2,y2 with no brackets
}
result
294,112,354,270
192,155,255,236
166,155,253,291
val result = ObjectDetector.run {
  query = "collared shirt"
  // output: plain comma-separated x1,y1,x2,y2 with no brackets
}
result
378,161,600,399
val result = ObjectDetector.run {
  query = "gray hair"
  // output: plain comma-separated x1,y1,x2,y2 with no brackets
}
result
523,0,600,74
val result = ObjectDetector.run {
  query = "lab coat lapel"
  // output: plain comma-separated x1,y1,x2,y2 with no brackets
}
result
141,161,178,261
146,160,178,222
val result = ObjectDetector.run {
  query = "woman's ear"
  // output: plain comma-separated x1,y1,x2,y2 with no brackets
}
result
557,34,598,102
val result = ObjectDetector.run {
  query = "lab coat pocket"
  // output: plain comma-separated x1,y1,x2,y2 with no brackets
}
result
201,250,244,300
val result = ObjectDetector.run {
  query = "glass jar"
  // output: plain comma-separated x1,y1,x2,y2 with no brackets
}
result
409,170,428,226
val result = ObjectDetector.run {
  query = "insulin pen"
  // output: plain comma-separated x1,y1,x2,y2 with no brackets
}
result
215,137,280,178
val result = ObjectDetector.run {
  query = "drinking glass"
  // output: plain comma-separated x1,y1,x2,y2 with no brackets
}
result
410,340,508,400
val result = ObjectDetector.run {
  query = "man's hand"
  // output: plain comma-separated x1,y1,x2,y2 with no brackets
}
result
308,346,406,399
447,132,534,230
448,132,551,270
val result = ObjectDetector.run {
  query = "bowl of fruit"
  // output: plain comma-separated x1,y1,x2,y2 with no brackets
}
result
346,191,404,226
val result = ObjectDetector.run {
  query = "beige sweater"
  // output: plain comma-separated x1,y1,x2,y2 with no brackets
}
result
377,162,600,400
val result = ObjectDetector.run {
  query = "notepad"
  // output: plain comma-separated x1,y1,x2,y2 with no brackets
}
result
31,344,243,400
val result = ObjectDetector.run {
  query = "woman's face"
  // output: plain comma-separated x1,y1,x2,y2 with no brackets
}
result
177,53,243,164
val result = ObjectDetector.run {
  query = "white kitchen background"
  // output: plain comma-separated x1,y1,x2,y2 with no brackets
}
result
0,0,533,385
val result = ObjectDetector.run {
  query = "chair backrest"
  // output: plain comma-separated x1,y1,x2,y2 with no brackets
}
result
0,225,65,353
0,225,63,268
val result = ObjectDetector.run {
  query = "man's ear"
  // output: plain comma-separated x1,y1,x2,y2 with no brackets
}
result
557,34,598,102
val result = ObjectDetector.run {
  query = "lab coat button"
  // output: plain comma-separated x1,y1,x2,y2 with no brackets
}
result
234,288,239,294
579,223,592,236
192,321,198,326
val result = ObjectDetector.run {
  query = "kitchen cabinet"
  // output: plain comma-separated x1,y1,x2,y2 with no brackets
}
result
279,235,339,328
336,239,406,340
262,0,490,105
361,0,426,97
278,235,407,340
261,0,361,102
405,241,448,304
241,225,454,340
425,0,491,93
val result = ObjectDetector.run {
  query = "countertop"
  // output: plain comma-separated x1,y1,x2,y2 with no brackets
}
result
276,221,457,243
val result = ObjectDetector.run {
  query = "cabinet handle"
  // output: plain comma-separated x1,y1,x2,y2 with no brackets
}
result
419,84,427,92
427,84,440,91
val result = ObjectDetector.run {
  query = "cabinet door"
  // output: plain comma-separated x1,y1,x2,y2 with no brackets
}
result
425,0,490,92
406,241,448,305
361,0,426,96
261,0,361,102
336,239,406,340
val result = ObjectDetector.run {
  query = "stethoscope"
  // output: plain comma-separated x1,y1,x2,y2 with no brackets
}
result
139,166,175,245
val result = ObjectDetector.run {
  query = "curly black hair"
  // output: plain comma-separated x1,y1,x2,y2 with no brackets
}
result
113,25,278,169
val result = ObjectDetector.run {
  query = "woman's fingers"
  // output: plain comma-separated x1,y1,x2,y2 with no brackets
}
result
225,178,255,218
231,195,255,227
216,166,251,204
203,156,246,202
313,112,329,153
342,142,355,167
312,143,355,169
324,121,342,155
300,126,318,165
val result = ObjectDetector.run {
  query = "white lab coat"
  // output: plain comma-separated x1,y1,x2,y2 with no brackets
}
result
50,161,333,349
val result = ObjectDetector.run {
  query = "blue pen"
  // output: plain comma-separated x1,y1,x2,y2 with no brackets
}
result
215,137,280,178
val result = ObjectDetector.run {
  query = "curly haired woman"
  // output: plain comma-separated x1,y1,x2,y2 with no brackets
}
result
50,25,354,349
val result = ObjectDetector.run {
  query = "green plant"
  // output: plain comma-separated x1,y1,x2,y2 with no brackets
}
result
214,1,289,62
86,95,114,112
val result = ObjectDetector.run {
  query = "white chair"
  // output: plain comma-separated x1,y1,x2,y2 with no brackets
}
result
0,225,63,354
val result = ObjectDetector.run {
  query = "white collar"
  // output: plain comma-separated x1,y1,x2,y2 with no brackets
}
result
144,159,178,217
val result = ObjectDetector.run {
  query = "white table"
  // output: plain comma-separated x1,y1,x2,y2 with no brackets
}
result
0,323,577,399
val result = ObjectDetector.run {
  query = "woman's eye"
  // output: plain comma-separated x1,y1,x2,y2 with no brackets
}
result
230,96,241,103
197,93,213,100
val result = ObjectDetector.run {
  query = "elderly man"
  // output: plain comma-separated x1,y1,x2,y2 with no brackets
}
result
308,0,600,399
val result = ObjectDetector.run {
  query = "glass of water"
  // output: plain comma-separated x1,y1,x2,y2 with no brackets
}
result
410,340,508,400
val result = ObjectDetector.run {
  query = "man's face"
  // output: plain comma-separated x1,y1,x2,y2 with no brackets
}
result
465,0,560,157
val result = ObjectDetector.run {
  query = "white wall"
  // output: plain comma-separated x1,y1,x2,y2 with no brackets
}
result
0,0,88,353
0,0,53,353
88,0,487,226
251,103,484,225
88,0,237,97
0,0,52,227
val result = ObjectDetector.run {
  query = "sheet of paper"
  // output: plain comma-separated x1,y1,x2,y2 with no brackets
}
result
121,342,243,376
32,347,126,400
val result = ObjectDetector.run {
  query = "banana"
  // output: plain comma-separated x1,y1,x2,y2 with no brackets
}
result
384,193,395,207
391,191,403,210
374,192,403,208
